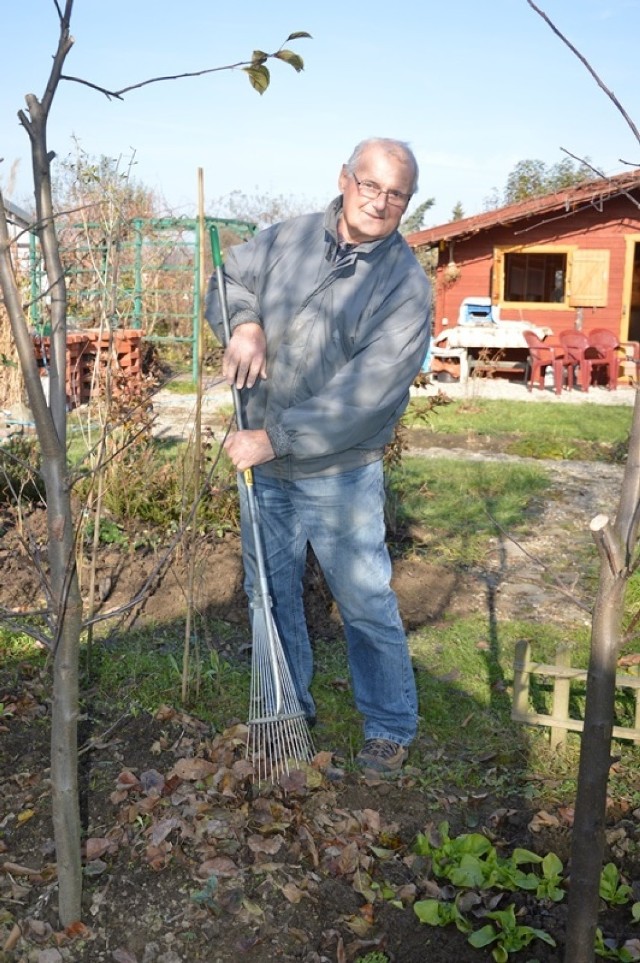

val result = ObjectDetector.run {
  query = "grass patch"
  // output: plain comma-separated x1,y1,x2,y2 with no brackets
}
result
407,614,640,806
405,397,631,461
387,455,550,566
160,377,201,395
86,624,248,730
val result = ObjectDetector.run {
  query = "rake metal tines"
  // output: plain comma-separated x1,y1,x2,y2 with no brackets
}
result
246,602,315,783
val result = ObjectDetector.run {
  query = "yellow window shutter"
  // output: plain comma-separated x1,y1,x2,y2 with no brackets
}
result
492,248,504,302
569,250,609,307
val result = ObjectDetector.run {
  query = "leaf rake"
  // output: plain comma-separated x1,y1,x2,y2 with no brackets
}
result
209,226,315,782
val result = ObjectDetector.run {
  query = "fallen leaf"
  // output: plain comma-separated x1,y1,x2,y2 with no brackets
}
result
336,841,360,876
139,769,165,796
528,810,560,832
282,881,304,903
342,913,373,937
115,770,141,791
240,899,264,921
197,856,240,879
558,806,575,827
85,837,114,861
298,824,319,867
154,704,177,722
232,758,254,780
112,949,138,963
63,921,92,940
359,903,375,924
34,948,64,962
172,757,218,781
147,817,181,847
27,918,52,942
224,722,249,743
312,749,334,770
247,834,283,855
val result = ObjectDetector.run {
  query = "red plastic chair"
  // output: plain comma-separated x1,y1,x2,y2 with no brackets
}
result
587,328,619,390
558,330,612,392
523,330,569,396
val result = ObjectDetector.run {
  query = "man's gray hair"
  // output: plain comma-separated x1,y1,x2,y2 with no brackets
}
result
345,138,419,194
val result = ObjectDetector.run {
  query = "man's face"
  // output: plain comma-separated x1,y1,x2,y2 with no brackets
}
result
338,147,413,245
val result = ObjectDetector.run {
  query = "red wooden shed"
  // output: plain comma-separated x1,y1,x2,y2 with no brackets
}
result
406,169,640,375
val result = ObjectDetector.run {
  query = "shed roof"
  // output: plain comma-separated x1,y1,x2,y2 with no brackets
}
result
406,168,640,250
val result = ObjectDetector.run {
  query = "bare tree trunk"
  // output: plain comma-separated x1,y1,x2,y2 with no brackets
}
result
564,390,640,961
0,197,83,925
0,1,83,926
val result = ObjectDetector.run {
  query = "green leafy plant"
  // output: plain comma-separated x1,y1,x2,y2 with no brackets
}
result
594,926,638,961
413,823,562,959
467,903,556,961
190,874,219,912
413,895,472,934
413,822,565,898
599,863,633,906
84,517,128,547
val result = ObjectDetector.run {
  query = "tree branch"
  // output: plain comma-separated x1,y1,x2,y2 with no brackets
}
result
527,1,640,146
560,147,640,212
61,61,251,100
59,32,311,100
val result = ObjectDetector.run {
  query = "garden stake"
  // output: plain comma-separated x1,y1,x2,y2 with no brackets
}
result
209,226,315,782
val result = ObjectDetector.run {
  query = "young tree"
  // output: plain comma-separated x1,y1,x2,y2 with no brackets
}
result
524,4,640,960
0,0,309,926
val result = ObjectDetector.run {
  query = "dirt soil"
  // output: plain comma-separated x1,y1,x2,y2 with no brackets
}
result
0,418,636,963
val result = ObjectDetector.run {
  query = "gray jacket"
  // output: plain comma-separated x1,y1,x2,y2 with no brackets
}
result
205,197,431,479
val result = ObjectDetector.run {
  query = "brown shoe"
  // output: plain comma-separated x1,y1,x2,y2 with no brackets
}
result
355,739,408,776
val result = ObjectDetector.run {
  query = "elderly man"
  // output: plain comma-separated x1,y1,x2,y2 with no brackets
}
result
206,137,431,775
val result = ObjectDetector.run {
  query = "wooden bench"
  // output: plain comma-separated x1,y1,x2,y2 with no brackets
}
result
468,358,528,379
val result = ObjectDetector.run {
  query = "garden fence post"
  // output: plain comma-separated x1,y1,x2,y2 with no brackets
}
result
512,640,531,721
550,644,571,750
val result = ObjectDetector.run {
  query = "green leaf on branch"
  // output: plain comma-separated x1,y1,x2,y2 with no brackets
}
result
285,31,312,41
243,64,270,95
274,50,304,72
251,50,269,65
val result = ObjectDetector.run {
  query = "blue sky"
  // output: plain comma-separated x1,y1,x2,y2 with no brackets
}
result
3,1,640,228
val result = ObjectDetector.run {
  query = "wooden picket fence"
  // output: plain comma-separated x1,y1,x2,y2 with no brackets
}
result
512,639,640,748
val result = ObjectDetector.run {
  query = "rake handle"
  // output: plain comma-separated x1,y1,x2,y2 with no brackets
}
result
209,225,283,714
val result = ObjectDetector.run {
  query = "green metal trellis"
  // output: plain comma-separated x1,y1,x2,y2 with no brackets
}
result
29,215,257,381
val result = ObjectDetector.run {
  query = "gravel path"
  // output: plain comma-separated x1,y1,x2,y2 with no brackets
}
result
416,446,624,627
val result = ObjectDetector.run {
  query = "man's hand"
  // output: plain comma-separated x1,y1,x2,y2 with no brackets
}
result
224,429,275,471
223,322,267,389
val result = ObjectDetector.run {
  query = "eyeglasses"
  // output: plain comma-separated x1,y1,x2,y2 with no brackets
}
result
352,173,411,209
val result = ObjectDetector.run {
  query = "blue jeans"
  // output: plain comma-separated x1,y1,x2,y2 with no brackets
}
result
238,460,418,746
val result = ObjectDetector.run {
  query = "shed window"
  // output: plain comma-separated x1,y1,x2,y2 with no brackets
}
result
504,252,566,303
